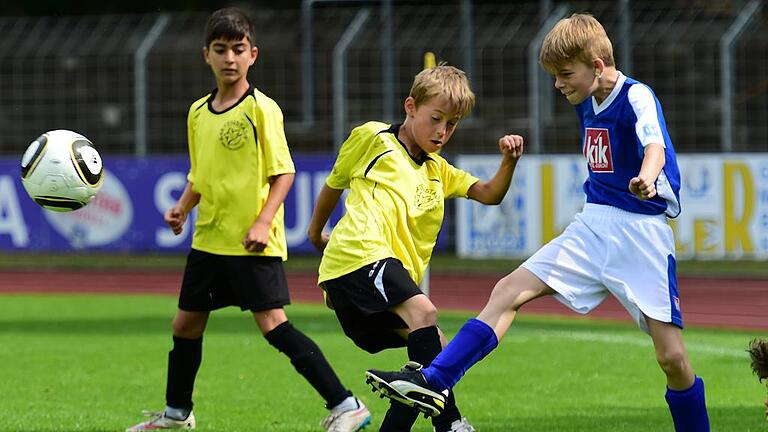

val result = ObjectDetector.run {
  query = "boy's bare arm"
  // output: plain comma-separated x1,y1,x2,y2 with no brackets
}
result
243,173,294,252
629,143,665,200
308,184,344,252
164,181,201,235
467,134,524,205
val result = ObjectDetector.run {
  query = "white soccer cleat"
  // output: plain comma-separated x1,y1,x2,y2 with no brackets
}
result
321,398,372,432
435,417,476,432
125,410,196,431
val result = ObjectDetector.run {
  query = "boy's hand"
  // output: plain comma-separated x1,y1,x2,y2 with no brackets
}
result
308,231,331,252
243,220,270,252
164,207,188,235
499,134,524,161
629,175,657,200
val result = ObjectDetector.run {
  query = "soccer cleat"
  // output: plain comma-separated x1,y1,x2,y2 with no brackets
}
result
365,362,447,418
435,417,476,432
125,410,196,431
321,398,372,432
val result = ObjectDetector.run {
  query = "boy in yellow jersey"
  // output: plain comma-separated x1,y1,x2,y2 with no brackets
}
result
126,8,370,432
308,65,523,432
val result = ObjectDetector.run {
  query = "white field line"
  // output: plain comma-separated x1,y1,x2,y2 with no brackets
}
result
507,329,747,359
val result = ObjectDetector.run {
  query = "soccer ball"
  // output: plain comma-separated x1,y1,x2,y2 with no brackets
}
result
20,130,104,212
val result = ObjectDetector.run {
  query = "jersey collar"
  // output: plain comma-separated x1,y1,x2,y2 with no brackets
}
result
592,71,625,115
207,83,255,114
384,123,433,166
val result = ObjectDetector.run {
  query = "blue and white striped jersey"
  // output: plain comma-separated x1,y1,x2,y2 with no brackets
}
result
575,72,681,217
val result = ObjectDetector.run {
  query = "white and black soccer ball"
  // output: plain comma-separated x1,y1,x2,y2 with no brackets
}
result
20,130,104,212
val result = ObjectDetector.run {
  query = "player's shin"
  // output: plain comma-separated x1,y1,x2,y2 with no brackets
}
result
665,376,710,432
165,335,202,414
265,321,351,407
422,319,498,391
407,326,464,429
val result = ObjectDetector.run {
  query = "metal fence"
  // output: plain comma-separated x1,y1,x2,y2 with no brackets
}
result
0,0,766,157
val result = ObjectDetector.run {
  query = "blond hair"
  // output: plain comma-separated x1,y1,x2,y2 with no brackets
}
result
539,13,615,73
409,64,475,119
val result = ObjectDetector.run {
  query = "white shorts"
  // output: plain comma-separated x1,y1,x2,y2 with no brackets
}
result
521,203,682,334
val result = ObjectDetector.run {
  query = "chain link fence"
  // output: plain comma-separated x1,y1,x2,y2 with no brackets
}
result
0,1,765,156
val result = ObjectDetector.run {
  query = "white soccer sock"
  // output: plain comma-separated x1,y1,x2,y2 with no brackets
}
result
330,396,359,414
164,406,190,420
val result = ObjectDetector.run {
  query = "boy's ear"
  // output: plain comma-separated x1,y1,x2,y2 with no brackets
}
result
404,96,416,117
203,46,211,65
592,58,606,77
249,46,259,66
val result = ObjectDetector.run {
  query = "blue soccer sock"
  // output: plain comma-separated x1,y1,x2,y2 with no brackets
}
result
665,375,710,432
422,318,498,391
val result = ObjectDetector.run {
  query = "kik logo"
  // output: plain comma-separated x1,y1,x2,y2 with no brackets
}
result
583,128,613,173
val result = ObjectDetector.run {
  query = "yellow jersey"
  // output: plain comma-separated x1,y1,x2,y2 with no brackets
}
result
319,122,478,285
186,85,295,258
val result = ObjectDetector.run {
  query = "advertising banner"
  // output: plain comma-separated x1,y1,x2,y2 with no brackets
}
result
456,154,768,259
0,156,344,253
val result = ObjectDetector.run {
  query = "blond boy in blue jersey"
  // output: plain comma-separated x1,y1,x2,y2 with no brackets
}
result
127,7,369,432
308,65,523,432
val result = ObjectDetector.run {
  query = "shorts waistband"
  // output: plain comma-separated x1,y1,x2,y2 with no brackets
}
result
581,203,666,221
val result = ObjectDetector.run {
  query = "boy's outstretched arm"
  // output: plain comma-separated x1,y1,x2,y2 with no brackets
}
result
243,173,295,252
629,143,665,200
308,184,344,252
164,181,201,235
467,134,524,205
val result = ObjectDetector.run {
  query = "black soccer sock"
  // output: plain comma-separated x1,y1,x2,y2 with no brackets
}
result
165,335,203,412
379,399,420,432
408,326,463,431
265,321,351,408
380,326,452,432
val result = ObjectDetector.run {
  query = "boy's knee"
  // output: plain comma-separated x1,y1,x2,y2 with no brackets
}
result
409,304,438,329
253,308,288,334
171,314,207,339
172,320,204,339
396,296,438,329
656,348,689,375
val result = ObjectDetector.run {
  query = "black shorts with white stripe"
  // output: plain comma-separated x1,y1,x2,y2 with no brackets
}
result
322,258,423,353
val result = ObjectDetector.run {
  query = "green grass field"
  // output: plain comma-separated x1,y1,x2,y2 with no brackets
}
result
0,294,764,431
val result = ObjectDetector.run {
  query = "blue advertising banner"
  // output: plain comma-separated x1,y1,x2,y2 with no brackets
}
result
1,155,448,253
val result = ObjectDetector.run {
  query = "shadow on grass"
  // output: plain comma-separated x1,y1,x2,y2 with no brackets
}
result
474,405,762,431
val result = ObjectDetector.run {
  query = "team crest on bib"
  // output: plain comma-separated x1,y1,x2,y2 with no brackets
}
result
584,128,613,173
414,184,439,211
219,120,249,150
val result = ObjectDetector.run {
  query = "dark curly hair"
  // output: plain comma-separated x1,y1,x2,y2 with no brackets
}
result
748,338,768,382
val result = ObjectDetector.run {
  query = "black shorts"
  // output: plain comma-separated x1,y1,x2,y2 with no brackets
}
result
178,249,290,312
321,258,423,353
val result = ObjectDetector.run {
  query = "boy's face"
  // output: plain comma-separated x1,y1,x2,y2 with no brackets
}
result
203,37,258,86
550,60,600,105
404,95,461,154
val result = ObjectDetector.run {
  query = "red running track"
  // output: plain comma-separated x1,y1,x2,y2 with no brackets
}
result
0,270,765,331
